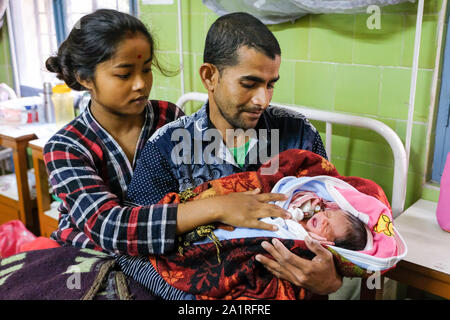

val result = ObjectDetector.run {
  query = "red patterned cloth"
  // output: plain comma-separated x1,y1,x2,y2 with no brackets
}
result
152,149,392,300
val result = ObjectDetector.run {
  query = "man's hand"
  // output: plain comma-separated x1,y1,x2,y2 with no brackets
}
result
307,232,335,246
255,236,342,295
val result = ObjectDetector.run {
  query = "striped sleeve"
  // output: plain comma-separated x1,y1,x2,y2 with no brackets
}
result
44,135,178,256
151,100,184,131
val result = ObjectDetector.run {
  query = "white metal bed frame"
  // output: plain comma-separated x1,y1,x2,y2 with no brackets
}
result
176,92,408,218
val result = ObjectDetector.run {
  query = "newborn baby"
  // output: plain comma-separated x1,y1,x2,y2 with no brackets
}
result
284,191,367,250
196,191,367,251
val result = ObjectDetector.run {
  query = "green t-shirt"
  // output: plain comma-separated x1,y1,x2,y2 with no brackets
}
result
228,139,251,168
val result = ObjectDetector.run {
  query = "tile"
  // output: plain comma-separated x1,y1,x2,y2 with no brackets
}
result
141,13,178,52
139,0,178,13
270,17,310,61
310,120,325,133
371,164,395,202
309,14,355,63
330,134,352,159
353,14,404,66
182,13,206,54
413,69,434,123
382,0,442,14
181,53,196,93
402,15,438,69
378,68,433,122
294,61,336,110
330,157,350,175
193,54,208,93
272,60,295,105
395,121,428,174
421,184,440,202
334,65,381,116
151,86,181,106
205,12,219,32
152,52,181,87
378,68,411,119
423,0,444,14
0,65,12,87
344,159,374,180
404,171,424,209
347,136,394,167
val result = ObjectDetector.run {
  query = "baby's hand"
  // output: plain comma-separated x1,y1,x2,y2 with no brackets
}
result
307,232,335,246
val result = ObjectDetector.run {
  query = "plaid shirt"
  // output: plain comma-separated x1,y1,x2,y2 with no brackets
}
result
44,100,183,256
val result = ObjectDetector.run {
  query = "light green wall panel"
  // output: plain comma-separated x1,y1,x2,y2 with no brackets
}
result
139,0,443,209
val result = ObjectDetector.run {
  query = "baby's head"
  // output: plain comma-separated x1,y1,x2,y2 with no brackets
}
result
304,209,367,251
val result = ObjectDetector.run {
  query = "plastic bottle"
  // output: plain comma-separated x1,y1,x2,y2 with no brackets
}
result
43,82,55,123
52,84,74,127
437,152,450,232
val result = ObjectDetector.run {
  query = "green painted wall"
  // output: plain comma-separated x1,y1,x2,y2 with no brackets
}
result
141,0,443,209
0,20,13,88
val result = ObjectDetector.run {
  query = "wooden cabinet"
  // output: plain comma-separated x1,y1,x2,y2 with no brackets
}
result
0,128,39,234
29,138,59,238
0,124,57,235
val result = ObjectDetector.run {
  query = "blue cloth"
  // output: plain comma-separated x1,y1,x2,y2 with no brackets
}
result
127,102,327,205
272,176,334,209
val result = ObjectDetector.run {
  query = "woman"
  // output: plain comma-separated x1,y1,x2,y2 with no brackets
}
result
44,9,289,299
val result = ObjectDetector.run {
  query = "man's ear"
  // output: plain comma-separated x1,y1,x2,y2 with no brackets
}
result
199,63,219,92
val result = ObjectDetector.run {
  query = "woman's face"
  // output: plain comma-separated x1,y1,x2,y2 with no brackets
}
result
88,32,153,116
305,209,350,242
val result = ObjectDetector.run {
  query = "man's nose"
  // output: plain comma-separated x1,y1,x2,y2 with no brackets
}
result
251,87,270,109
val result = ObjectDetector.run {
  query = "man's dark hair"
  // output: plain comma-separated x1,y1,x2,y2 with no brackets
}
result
203,12,281,72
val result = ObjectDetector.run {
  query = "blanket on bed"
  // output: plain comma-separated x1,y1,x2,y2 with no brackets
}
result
150,149,394,300
0,246,157,300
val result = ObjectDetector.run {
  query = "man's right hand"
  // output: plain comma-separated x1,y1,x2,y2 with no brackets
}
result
255,236,343,295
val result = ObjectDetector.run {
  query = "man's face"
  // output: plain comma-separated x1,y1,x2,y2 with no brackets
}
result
210,46,281,130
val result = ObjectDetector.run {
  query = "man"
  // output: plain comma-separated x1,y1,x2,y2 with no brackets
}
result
126,12,342,297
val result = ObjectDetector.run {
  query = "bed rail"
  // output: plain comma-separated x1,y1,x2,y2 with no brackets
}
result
175,92,407,217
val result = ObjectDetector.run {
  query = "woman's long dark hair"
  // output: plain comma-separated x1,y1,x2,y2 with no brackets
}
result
46,9,175,91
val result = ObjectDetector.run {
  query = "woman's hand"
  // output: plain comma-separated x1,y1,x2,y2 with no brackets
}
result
212,189,291,231
176,188,291,234
255,236,342,295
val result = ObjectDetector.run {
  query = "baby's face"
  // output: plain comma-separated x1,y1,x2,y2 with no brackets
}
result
305,209,349,241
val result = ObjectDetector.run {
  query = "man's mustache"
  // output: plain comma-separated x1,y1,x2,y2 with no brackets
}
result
240,107,264,113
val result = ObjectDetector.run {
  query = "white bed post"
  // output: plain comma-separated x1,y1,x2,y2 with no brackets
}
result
177,0,185,97
404,0,424,202
325,122,332,160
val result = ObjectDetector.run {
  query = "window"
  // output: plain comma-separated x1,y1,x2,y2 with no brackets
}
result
59,0,138,45
9,0,138,94
431,15,450,183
